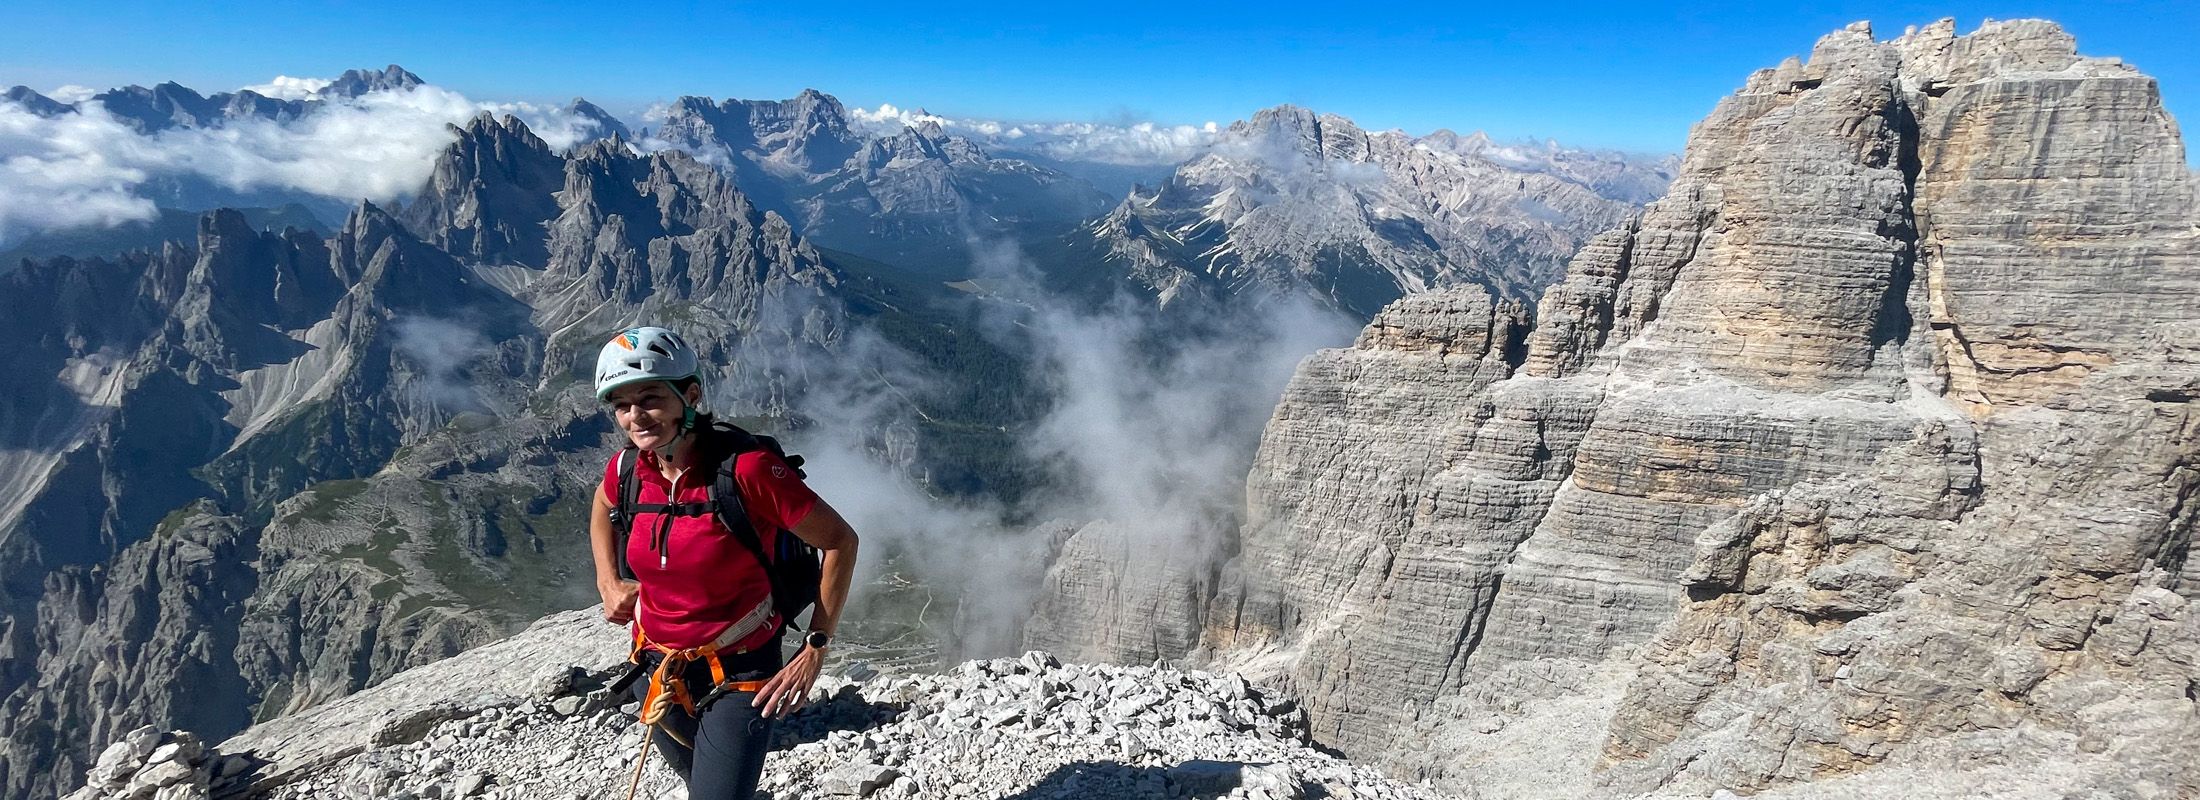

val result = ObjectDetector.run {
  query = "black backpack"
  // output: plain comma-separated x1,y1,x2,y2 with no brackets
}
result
607,423,823,632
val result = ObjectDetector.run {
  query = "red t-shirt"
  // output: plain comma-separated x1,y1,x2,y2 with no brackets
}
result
602,447,819,650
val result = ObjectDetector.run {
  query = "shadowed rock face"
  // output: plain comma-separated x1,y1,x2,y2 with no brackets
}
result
398,114,566,269
1203,18,2200,795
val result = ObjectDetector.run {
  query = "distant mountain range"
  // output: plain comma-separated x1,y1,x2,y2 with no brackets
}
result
1087,106,1666,315
5,65,424,133
4,66,1674,311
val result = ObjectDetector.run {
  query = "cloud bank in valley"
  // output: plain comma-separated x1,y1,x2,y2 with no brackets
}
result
389,314,495,415
238,76,333,101
0,81,618,248
742,235,1359,660
1,76,1263,252
847,102,1221,166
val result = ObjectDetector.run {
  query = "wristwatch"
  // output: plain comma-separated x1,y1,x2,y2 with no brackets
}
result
804,630,832,650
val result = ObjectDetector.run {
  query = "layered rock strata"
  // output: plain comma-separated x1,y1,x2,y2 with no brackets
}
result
1022,519,1217,666
1201,18,2200,796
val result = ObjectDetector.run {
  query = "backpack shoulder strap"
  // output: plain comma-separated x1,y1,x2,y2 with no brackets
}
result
612,446,641,580
710,432,793,626
710,433,768,555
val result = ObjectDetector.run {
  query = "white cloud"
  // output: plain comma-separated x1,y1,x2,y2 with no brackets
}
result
47,85,97,104
727,233,1357,660
239,75,332,100
390,314,491,413
0,102,159,242
486,100,616,151
0,85,607,248
1019,119,1221,166
847,102,1221,166
848,102,947,131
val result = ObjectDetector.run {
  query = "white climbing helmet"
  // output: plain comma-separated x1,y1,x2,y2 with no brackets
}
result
593,326,699,401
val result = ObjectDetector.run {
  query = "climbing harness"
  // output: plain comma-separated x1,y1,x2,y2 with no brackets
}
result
616,595,777,800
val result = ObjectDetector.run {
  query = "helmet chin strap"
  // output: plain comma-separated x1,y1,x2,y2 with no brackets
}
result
649,381,701,462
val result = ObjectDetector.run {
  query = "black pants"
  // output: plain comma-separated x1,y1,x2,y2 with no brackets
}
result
628,641,781,800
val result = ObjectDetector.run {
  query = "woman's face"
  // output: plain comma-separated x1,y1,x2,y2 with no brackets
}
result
607,381,698,451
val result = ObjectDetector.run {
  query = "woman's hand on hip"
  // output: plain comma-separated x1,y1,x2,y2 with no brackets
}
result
755,643,825,718
598,579,639,624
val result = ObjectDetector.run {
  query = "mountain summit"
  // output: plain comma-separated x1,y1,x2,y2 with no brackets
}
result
1089,104,1668,316
315,65,424,99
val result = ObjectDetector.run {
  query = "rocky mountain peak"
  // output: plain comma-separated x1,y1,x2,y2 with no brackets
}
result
743,89,863,172
316,65,424,98
172,210,340,340
1240,103,1318,131
1092,101,1655,315
53,68,423,136
1421,128,1494,154
90,82,224,133
1231,104,1350,161
401,112,565,267
330,201,476,314
546,136,831,311
337,200,400,248
642,87,1108,266
656,90,863,174
4,85,69,116
854,120,996,172
562,97,631,142
57,612,1472,800
786,86,843,118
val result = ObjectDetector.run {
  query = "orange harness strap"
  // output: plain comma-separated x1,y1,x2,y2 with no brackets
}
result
621,625,773,800
620,595,777,800
626,624,770,740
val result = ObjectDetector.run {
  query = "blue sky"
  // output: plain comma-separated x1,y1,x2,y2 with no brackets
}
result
2,0,2195,157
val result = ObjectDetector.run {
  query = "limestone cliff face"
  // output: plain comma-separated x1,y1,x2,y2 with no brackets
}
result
1207,19,2200,795
1022,520,1217,667
0,510,258,799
